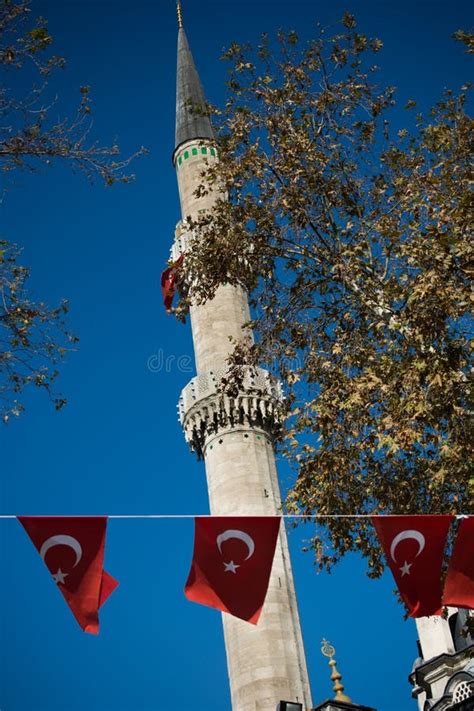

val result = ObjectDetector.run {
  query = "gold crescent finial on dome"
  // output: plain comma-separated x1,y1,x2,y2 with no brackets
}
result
321,639,353,703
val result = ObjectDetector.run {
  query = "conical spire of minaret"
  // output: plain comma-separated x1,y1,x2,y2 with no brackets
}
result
175,2,215,153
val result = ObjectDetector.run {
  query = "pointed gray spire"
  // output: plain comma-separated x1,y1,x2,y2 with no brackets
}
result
175,26,215,155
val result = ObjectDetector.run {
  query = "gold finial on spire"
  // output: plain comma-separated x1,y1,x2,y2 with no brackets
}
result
321,639,352,704
177,0,183,28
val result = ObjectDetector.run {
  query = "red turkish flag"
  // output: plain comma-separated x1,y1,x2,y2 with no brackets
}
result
19,517,118,634
372,515,453,617
185,516,281,624
161,253,184,310
443,516,474,609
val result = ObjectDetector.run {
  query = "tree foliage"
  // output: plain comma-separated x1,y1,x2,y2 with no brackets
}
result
0,0,145,182
0,0,144,421
177,16,473,574
0,240,77,421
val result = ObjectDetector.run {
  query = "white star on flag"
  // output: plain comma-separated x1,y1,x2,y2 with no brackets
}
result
224,561,240,574
52,568,69,585
399,561,412,577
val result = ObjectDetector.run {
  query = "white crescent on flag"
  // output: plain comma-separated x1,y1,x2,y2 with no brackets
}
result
39,534,83,568
216,529,255,561
390,530,425,563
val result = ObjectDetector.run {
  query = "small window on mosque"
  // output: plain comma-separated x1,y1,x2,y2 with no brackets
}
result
178,156,182,166
210,148,216,156
184,150,189,159
201,147,207,155
452,681,474,703
192,147,198,156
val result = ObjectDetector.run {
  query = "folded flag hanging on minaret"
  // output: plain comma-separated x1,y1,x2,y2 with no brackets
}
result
161,253,184,310
372,515,454,617
443,516,474,609
19,517,118,634
184,516,281,624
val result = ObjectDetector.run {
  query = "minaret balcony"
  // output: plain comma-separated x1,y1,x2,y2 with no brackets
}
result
170,221,193,262
177,366,284,459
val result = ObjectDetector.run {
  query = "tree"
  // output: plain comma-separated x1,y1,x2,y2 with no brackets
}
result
0,0,145,421
0,240,75,420
177,15,473,574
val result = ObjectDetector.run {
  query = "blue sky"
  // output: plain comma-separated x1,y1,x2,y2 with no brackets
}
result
0,1,472,710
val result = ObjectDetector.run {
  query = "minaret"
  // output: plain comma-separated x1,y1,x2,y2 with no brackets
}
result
170,5,313,710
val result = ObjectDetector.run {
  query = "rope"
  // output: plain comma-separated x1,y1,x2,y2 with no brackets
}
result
0,514,468,519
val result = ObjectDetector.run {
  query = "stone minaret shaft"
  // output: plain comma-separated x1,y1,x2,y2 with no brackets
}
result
172,19,312,711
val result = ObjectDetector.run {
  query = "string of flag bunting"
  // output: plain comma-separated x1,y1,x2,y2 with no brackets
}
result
3,514,472,635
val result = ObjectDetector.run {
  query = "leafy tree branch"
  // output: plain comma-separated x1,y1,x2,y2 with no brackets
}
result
175,15,473,574
0,0,145,420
